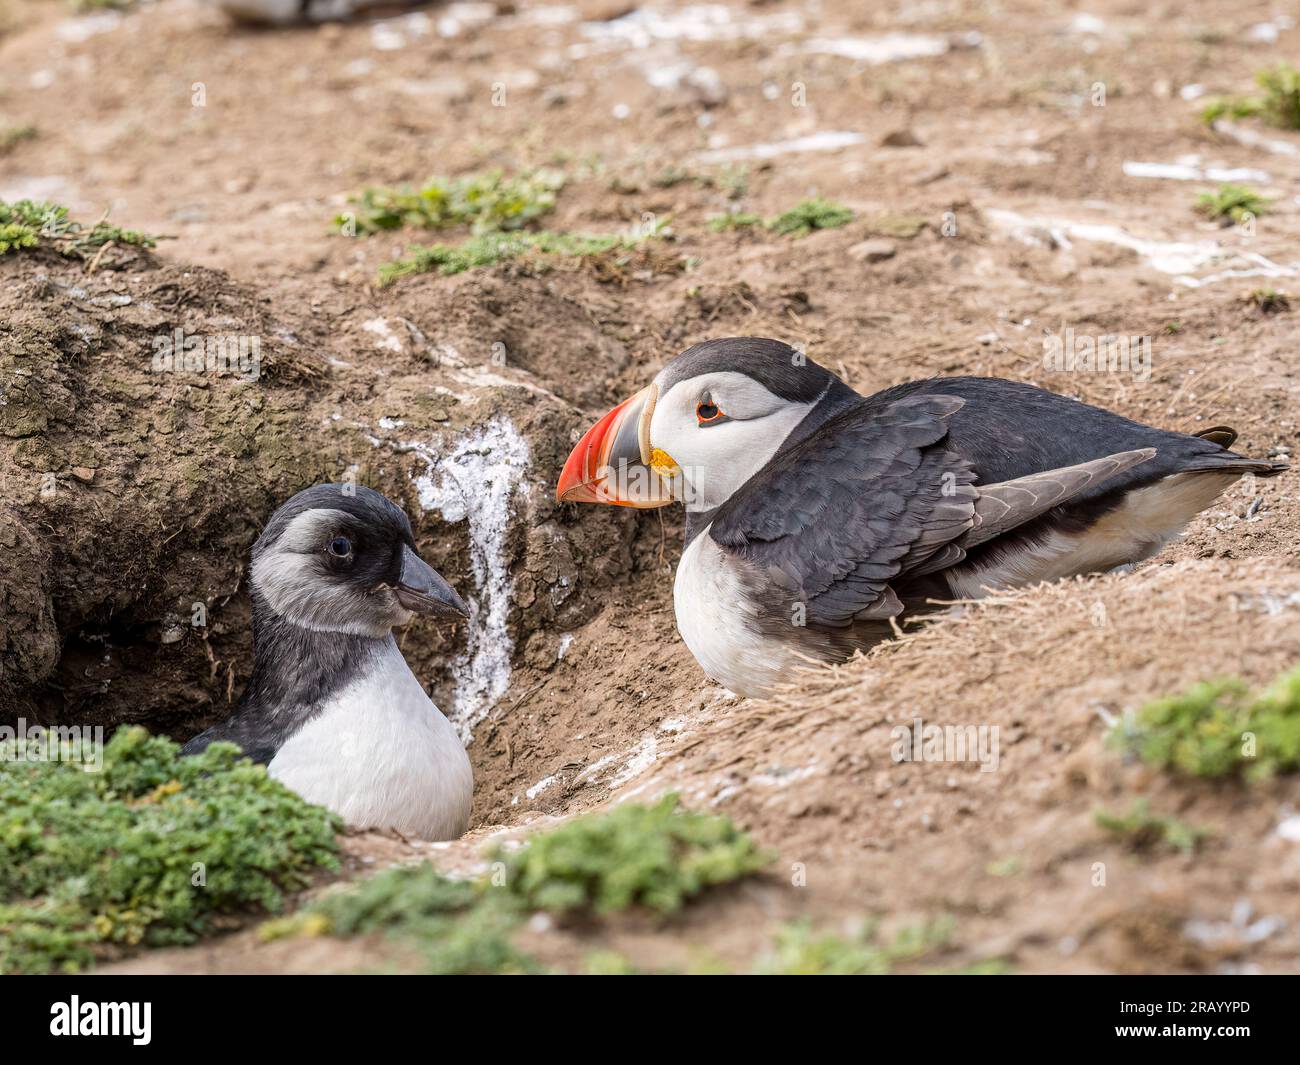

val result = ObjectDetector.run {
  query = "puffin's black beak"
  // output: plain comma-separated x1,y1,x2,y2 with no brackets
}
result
394,544,469,619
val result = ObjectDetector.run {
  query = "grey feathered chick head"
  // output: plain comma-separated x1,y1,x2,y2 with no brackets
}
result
249,484,468,637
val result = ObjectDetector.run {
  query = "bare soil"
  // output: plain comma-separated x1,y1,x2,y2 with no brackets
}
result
2,0,1298,973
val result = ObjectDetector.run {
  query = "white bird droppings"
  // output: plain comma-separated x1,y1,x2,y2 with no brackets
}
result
987,208,1298,288
407,416,530,743
799,33,953,65
696,130,866,163
1122,159,1271,183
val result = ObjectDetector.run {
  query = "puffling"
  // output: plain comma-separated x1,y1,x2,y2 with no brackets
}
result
182,484,473,841
557,337,1287,699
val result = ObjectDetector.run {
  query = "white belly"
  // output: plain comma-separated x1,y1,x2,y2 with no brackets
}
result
267,639,473,840
673,527,805,699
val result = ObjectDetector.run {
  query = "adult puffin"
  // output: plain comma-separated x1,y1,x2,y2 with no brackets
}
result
556,337,1286,698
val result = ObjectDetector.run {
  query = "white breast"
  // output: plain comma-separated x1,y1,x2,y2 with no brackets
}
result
267,639,473,840
673,527,804,699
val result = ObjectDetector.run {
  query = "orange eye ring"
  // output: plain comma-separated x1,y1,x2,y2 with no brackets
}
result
696,401,724,424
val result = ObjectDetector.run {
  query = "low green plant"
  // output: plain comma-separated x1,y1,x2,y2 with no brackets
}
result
1095,800,1209,855
497,793,770,914
1254,63,1300,129
767,197,855,237
0,125,36,155
0,727,341,973
756,916,955,975
1240,287,1290,314
377,221,669,285
707,210,763,232
985,856,1023,877
0,199,161,258
1201,63,1300,130
1109,665,1300,781
336,168,563,236
1200,96,1264,125
273,794,768,973
1195,183,1269,225
305,864,533,974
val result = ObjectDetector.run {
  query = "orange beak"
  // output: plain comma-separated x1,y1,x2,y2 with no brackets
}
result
556,384,675,508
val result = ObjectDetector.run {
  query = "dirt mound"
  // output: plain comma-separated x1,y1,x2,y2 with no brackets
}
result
0,249,647,761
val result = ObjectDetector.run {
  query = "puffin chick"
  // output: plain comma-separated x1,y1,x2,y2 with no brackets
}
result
182,484,473,841
556,336,1288,699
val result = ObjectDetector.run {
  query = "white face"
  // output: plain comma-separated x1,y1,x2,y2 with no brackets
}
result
648,370,816,512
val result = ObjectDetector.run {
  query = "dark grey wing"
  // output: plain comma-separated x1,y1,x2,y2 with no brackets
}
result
709,395,1160,627
180,717,277,764
709,395,980,627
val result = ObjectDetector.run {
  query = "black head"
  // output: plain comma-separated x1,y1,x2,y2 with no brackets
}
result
249,484,468,637
655,337,838,403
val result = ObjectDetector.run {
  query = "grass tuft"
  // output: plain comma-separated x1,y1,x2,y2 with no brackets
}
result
270,795,768,973
0,125,37,156
0,727,340,974
1109,665,1300,781
708,199,856,238
1095,800,1209,855
756,917,956,975
707,210,763,232
0,199,161,259
335,168,564,237
1201,63,1300,130
377,222,669,285
1194,183,1269,225
497,793,770,914
1240,287,1290,314
766,197,855,237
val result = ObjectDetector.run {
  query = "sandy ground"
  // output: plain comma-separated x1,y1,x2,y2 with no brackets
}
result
2,0,1299,973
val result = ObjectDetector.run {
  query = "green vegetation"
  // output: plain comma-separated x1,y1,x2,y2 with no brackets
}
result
1202,63,1300,130
707,210,763,232
707,198,856,238
0,199,161,259
756,916,958,975
0,125,36,156
608,164,748,198
1109,665,1300,781
377,221,669,285
344,166,682,284
270,794,769,973
985,856,1023,877
1241,287,1290,314
0,727,340,974
1195,184,1269,225
335,168,563,236
274,863,535,975
497,793,769,914
767,197,855,237
1095,800,1209,855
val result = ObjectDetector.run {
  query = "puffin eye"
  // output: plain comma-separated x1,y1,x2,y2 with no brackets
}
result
696,400,723,424
327,536,352,558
